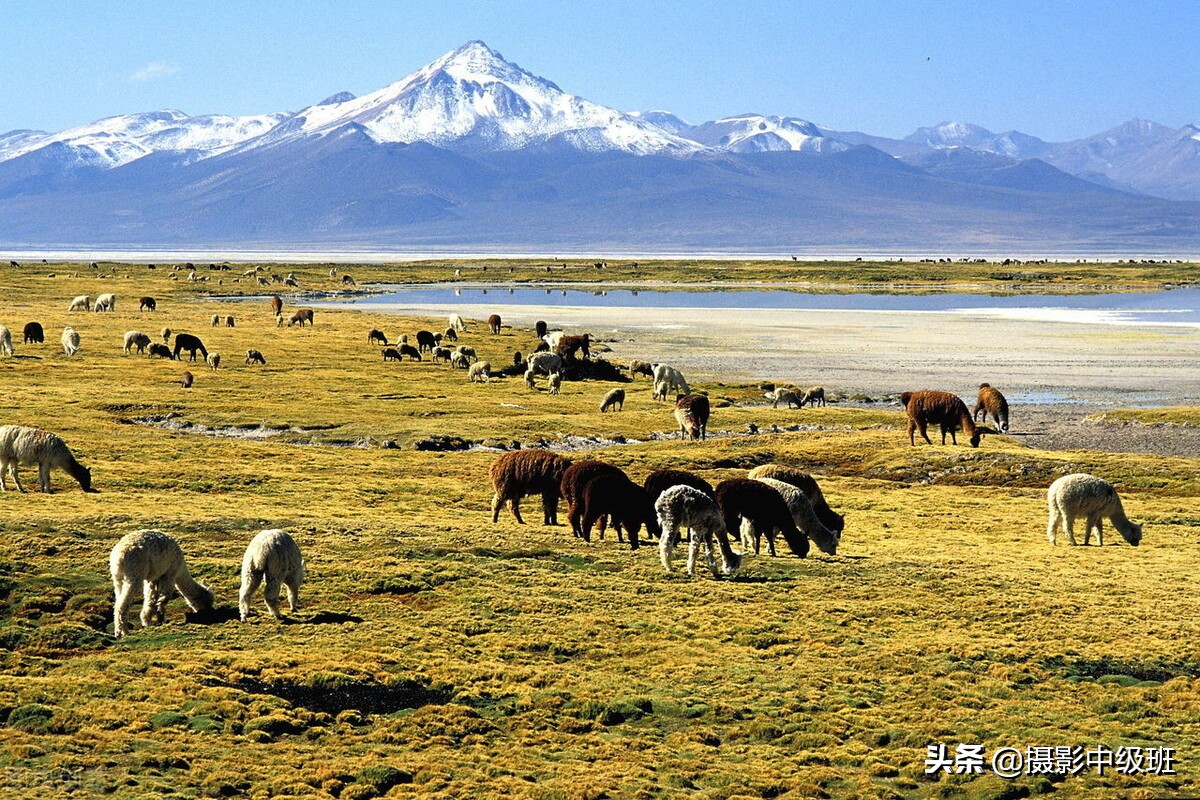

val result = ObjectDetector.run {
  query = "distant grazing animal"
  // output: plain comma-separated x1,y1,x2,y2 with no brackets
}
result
180,371,193,388
652,364,690,400
560,460,628,539
556,333,591,360
0,326,11,357
368,329,388,346
139,296,156,312
542,331,565,350
61,327,81,356
490,449,572,525
270,295,283,316
675,394,710,440
207,353,221,371
245,349,267,366
488,314,502,334
225,315,235,328
415,330,438,352
431,346,453,363
973,383,1010,432
382,348,402,362
747,464,844,534
68,295,91,312
900,390,993,447
122,330,151,354
148,343,173,359
599,388,625,412
771,389,803,409
442,327,458,342
802,386,826,407
449,314,467,332
341,274,356,285
656,485,740,577
572,473,662,549
468,361,491,383
239,529,304,622
525,351,563,378
533,340,549,353
547,373,562,395
745,477,840,556
172,333,208,362
288,309,314,327
275,315,284,327
0,424,94,493
535,320,548,338
453,345,477,362
629,360,654,379
22,322,44,344
1047,473,1142,547
716,478,808,558
161,327,171,343
399,344,422,361
94,293,116,312
109,529,213,637
211,314,221,327
450,352,470,369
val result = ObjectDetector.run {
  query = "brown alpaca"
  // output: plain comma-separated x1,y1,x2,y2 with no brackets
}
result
629,360,654,378
138,296,156,312
488,314,502,334
675,394,710,440
900,390,992,447
270,295,283,316
715,478,808,558
571,474,662,550
368,329,389,346
643,469,715,504
556,334,591,360
972,383,1010,433
489,449,572,525
560,460,628,538
289,309,314,327
747,464,844,534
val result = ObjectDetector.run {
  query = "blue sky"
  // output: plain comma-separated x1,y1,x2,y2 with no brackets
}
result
3,0,1197,140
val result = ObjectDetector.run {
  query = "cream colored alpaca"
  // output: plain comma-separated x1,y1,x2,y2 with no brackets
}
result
110,530,213,637
239,529,304,621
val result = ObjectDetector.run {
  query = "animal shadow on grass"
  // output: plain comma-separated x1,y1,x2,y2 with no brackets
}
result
283,611,364,625
728,574,795,584
185,606,241,625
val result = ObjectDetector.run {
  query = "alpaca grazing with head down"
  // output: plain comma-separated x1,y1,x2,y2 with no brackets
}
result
239,529,304,621
1047,473,1142,547
0,425,94,493
110,529,213,637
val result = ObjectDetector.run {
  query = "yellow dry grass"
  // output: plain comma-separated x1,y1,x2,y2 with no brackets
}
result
0,263,1197,799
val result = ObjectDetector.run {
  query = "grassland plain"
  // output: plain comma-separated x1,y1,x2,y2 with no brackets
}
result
0,261,1197,800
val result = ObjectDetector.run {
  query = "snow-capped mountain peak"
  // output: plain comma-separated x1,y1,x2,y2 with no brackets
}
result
905,121,996,149
263,40,701,155
682,114,848,154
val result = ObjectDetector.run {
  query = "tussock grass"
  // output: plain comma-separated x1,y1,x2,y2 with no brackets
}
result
0,263,1197,798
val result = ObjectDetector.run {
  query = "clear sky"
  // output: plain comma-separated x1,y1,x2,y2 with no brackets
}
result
3,0,1197,141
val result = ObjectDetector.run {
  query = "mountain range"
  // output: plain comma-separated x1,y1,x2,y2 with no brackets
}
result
1,40,1198,253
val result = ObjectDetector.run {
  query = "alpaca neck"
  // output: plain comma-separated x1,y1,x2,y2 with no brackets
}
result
174,569,211,611
959,411,978,435
63,454,90,489
1110,507,1137,536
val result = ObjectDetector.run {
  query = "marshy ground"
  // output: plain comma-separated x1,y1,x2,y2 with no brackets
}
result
0,259,1197,799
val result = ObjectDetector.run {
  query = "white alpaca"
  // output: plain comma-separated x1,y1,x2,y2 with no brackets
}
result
468,361,491,383
1047,473,1142,547
0,424,94,493
547,372,562,395
0,325,12,357
239,529,304,621
68,295,91,312
110,529,214,637
743,477,840,556
94,293,116,312
207,352,221,371
211,314,221,327
656,485,741,578
61,326,80,356
449,314,467,332
122,330,151,354
651,364,690,401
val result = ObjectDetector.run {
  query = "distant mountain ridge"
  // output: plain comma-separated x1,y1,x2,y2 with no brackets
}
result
1,40,1198,251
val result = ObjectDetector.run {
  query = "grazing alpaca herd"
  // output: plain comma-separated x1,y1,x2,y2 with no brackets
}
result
2,294,1148,638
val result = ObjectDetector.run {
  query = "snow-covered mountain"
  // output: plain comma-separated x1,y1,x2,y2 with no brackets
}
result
681,114,848,154
232,40,701,156
628,111,692,135
0,109,290,168
904,121,1051,159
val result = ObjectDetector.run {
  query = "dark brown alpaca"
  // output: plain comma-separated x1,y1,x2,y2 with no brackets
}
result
572,474,662,550
489,449,572,525
675,394,710,440
560,460,628,538
270,295,283,316
715,478,808,558
643,469,715,504
488,314,502,334
556,334,591,360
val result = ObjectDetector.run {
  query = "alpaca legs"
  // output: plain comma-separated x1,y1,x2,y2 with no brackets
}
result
1046,504,1061,545
263,575,283,619
38,462,51,492
239,569,263,621
1086,514,1104,546
541,491,558,525
1061,509,1079,545
113,579,135,637
509,496,525,525
490,493,503,523
284,579,300,613
659,524,676,572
